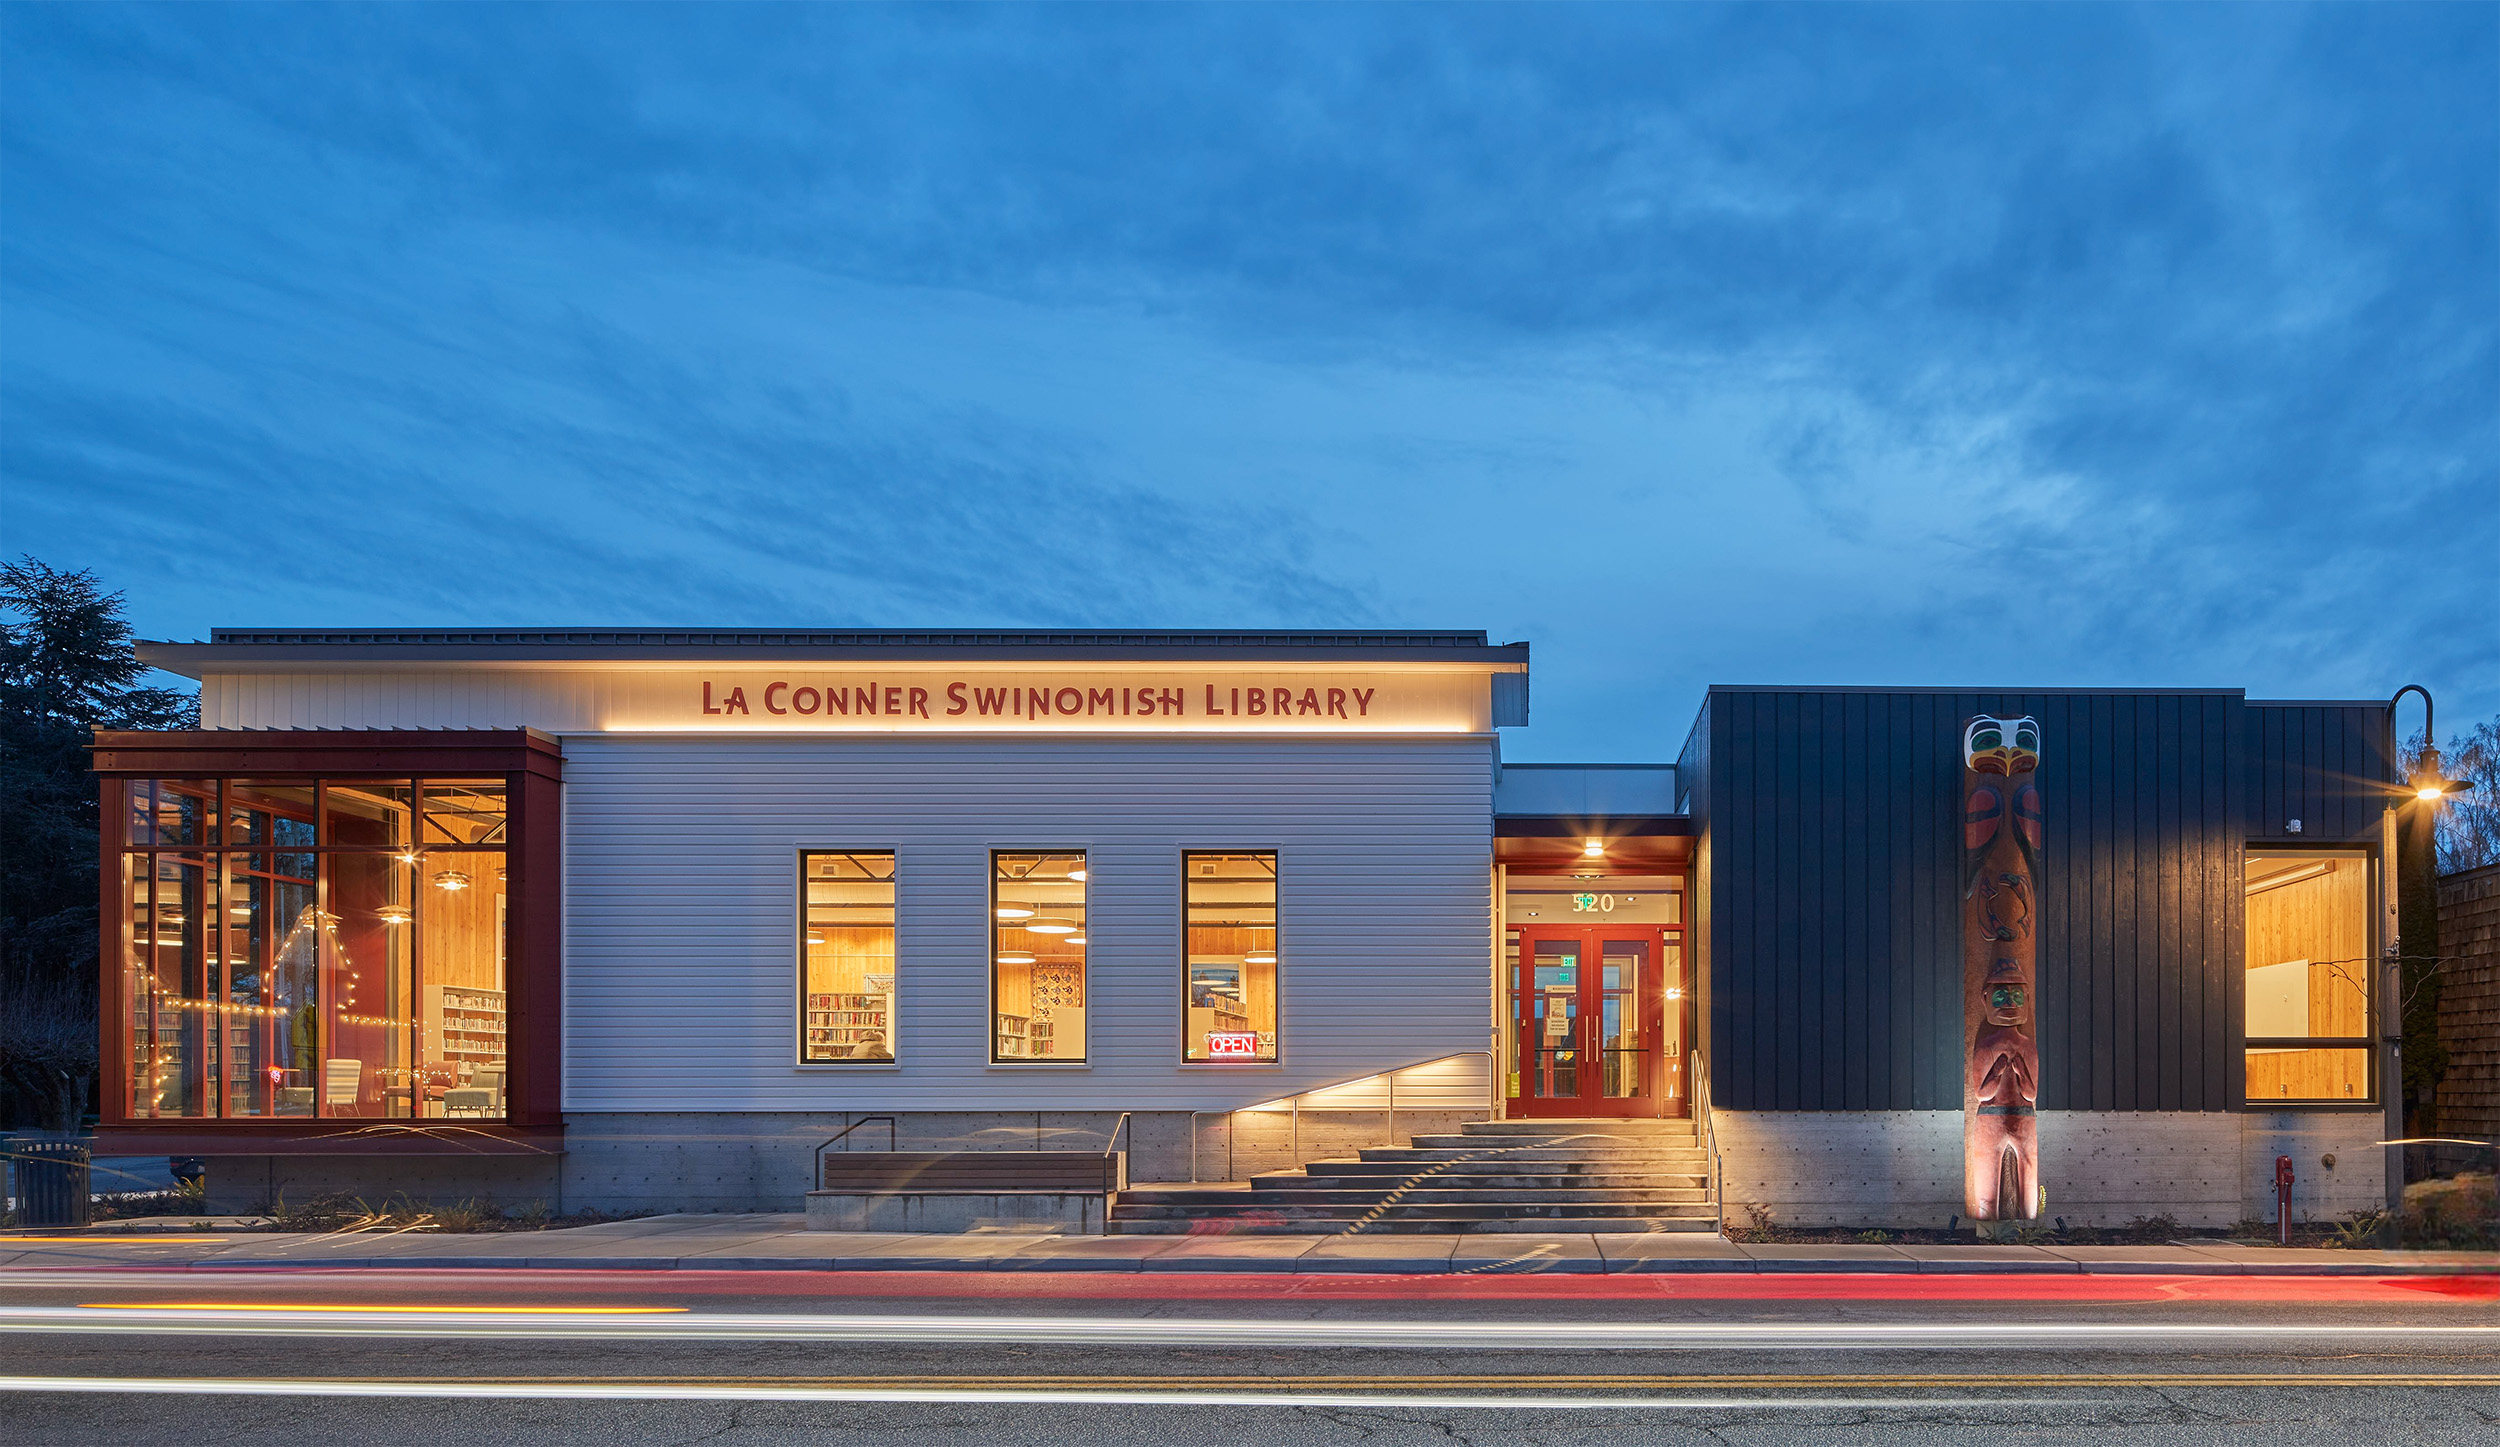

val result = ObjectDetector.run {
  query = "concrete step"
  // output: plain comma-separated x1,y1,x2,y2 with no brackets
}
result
1357,1145,1708,1164
1276,1170,1710,1192
1407,1132,1702,1150
1111,1199,1719,1222
1290,1157,1709,1178
1457,1119,1697,1137
1106,1216,1722,1236
1132,1185,1713,1207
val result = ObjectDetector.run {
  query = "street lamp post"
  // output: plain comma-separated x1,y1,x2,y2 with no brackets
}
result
2383,684,2477,1226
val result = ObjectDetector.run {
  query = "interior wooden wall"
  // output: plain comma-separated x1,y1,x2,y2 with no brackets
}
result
2245,858,2370,1101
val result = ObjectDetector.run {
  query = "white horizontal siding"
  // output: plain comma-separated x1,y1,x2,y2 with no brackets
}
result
560,734,1495,1113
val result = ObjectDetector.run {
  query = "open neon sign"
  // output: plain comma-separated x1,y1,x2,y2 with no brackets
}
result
1204,1031,1261,1058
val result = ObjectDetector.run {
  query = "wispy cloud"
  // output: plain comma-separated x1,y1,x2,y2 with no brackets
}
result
3,3,2491,755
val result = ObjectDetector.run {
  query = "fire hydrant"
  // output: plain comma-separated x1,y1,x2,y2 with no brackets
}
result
2275,1155,2296,1245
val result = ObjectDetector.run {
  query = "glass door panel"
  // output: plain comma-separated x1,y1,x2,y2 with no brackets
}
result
1525,940,1581,1100
1598,939,1646,1099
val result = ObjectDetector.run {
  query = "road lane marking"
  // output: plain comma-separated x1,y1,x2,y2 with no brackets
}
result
0,1375,2072,1410
80,1303,687,1314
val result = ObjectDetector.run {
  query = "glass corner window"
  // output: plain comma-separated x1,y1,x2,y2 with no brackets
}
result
993,851,1087,1062
120,776,511,1121
800,852,897,1063
1184,852,1278,1062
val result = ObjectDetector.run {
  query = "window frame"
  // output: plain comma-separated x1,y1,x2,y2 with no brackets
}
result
115,775,516,1122
2241,845,2380,1108
1179,849,1283,1066
989,848,1090,1066
794,848,901,1068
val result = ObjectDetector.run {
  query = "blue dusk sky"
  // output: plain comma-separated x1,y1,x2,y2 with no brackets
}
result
3,3,2493,760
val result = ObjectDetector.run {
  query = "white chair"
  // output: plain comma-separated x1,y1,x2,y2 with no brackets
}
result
323,1058,364,1114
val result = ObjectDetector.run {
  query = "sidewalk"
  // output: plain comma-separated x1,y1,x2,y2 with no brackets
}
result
3,1214,2495,1275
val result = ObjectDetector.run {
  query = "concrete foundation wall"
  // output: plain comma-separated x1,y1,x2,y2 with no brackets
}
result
1717,1109,2386,1230
804,1190,1108,1233
194,1107,1487,1215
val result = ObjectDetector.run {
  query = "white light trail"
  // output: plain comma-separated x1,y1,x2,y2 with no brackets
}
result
3,1307,2497,1351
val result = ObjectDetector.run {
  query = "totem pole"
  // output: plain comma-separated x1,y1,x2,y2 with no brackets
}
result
1961,715,2043,1222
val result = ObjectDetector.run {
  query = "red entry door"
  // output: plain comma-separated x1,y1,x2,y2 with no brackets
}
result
1508,926,1682,1118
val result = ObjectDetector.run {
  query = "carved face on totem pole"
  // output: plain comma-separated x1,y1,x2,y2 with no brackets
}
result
1962,715,2043,1221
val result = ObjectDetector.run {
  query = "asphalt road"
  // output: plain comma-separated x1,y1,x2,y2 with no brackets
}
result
0,1267,2493,1445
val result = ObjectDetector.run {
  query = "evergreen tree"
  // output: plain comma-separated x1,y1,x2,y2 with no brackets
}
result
1,557,197,1129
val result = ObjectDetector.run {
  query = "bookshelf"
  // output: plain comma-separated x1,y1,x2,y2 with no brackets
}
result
807,991,891,1058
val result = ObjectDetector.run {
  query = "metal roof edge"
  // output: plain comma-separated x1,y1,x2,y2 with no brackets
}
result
1702,684,2249,696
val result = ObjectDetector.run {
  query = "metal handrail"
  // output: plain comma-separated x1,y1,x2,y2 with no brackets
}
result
1103,1112,1134,1192
812,1114,898,1189
1186,1049,1494,1182
1691,1048,1723,1232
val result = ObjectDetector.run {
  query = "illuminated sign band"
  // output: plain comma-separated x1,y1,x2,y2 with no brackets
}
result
704,679,1384,722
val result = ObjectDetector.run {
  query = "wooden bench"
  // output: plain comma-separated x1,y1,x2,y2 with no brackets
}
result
807,1151,1126,1233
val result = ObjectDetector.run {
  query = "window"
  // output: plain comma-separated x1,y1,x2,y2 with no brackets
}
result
993,852,1086,1061
2244,850,2374,1102
121,777,509,1120
800,853,897,1063
1183,852,1278,1062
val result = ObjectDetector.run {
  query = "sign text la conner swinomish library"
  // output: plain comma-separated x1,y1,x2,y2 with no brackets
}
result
699,678,1386,722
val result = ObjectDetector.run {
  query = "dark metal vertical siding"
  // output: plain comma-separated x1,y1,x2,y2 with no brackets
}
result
2245,704,2394,844
1678,697,1714,1073
1703,687,2246,1113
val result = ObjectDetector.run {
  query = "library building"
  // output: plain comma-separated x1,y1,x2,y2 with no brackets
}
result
91,629,2412,1233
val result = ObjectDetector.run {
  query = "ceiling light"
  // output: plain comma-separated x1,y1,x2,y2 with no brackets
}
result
376,904,413,927
1025,917,1077,935
995,906,1034,920
433,870,471,891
